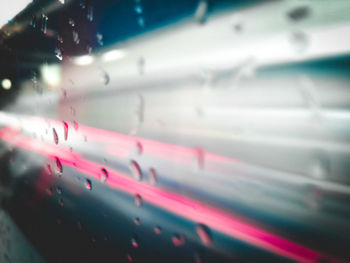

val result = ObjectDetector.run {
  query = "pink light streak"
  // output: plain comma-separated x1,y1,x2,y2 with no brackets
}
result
0,123,343,263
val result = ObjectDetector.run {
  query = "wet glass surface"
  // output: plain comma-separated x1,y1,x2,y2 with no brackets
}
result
0,0,350,262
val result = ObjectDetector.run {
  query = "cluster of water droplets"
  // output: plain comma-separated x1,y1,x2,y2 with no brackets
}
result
286,5,311,53
134,0,145,28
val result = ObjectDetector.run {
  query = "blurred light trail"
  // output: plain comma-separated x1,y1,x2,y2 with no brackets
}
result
73,55,94,66
0,118,343,263
101,49,126,62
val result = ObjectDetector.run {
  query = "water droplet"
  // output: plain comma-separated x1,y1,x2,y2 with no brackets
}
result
134,5,143,14
31,72,39,91
131,235,139,248
309,151,330,179
137,17,145,27
41,14,48,34
31,16,36,28
193,252,202,263
136,141,143,155
287,6,310,22
230,14,244,34
68,18,75,27
126,253,133,262
72,30,80,44
232,58,256,89
70,106,76,115
154,226,162,235
56,218,62,225
77,221,82,230
73,121,79,130
47,164,53,175
196,224,212,246
63,121,68,140
96,33,103,46
100,168,108,183
84,135,88,142
57,187,62,194
87,5,94,21
53,128,59,144
134,194,142,207
137,57,145,75
55,157,63,175
298,75,320,116
233,22,243,33
85,179,92,190
87,45,92,54
55,48,63,61
134,217,141,226
100,70,110,85
57,35,63,43
80,1,86,9
130,160,142,181
194,147,205,170
195,0,208,24
149,168,157,185
289,30,309,53
59,198,64,207
305,186,323,210
172,234,186,247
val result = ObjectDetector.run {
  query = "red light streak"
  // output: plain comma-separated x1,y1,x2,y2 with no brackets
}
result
0,123,342,263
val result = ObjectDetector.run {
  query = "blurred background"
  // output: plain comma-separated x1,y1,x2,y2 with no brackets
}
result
0,0,350,262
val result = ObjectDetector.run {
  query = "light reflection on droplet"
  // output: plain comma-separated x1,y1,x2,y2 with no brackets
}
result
134,217,141,226
131,235,139,248
149,168,157,185
172,234,186,247
55,157,63,175
41,14,48,34
55,48,63,61
194,0,208,24
72,30,80,44
134,5,143,14
134,194,142,207
87,5,94,21
96,33,103,46
154,226,162,235
136,141,143,155
73,121,79,130
130,160,142,181
63,121,68,140
53,128,59,144
85,179,92,190
69,18,75,27
196,223,212,246
126,253,133,262
100,168,108,183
